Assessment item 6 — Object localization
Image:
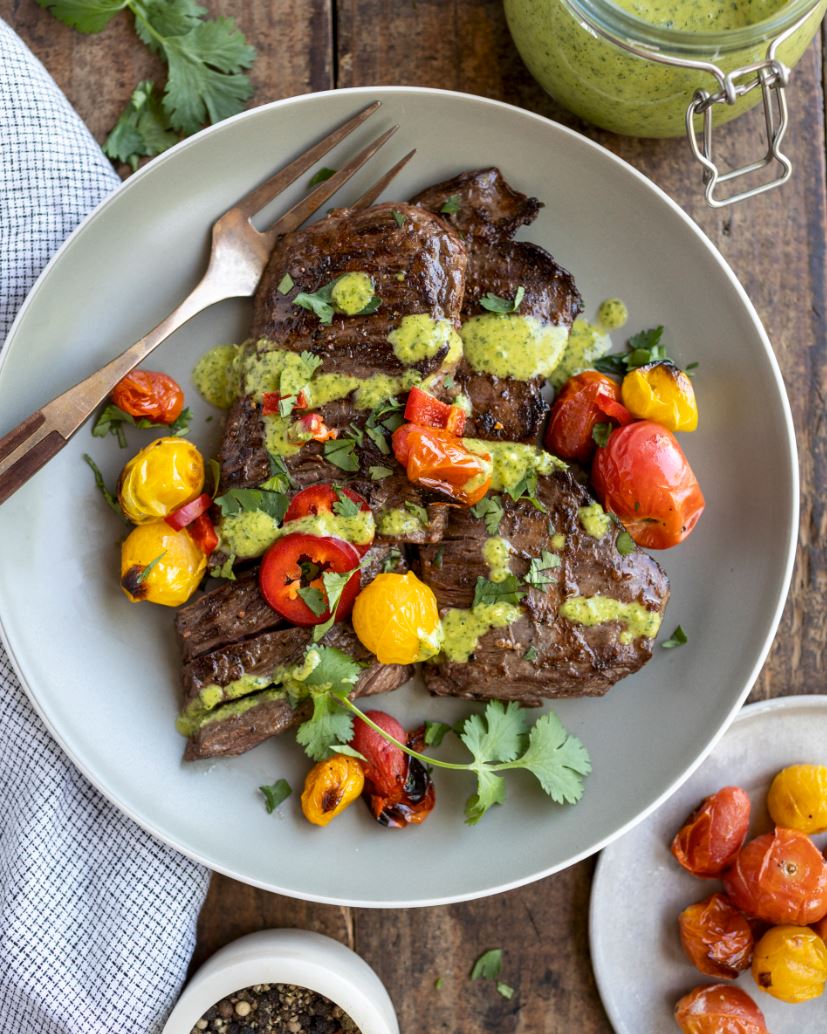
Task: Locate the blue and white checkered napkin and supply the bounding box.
[0,21,210,1034]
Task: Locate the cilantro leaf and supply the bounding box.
[312,568,359,642]
[323,437,359,472]
[432,545,444,569]
[592,422,612,448]
[259,778,291,814]
[497,983,514,1000]
[309,167,336,186]
[594,325,693,378]
[459,700,530,766]
[381,547,403,573]
[465,768,507,825]
[470,948,503,981]
[209,554,236,580]
[36,0,128,34]
[369,465,393,481]
[135,550,166,585]
[616,530,636,556]
[523,645,538,662]
[509,712,592,805]
[507,471,546,512]
[296,693,354,762]
[405,500,429,525]
[424,721,454,747]
[293,279,337,324]
[525,550,561,589]
[392,210,406,227]
[91,400,190,446]
[297,586,326,617]
[214,487,288,521]
[277,273,294,295]
[472,575,526,608]
[479,286,525,314]
[266,451,294,491]
[332,488,360,518]
[83,453,127,520]
[103,79,178,171]
[470,495,504,535]
[303,646,363,697]
[662,625,688,649]
[440,194,461,214]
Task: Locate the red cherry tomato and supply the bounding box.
[350,710,408,797]
[722,827,827,925]
[187,513,218,556]
[164,492,213,531]
[392,423,491,507]
[591,420,705,549]
[111,370,184,425]
[404,387,467,436]
[259,533,361,627]
[284,483,373,557]
[678,893,755,979]
[544,372,631,464]
[672,787,751,878]
[262,390,308,415]
[674,985,768,1034]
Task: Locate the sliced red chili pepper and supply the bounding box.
[595,390,633,425]
[392,423,491,507]
[187,513,218,556]
[290,412,338,443]
[284,483,373,557]
[404,387,466,435]
[259,533,361,626]
[262,390,308,416]
[164,492,213,531]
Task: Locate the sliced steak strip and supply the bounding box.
[418,470,669,705]
[218,395,270,493]
[411,169,583,444]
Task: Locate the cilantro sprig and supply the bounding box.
[594,325,696,378]
[38,1,256,171]
[479,286,525,314]
[92,402,191,448]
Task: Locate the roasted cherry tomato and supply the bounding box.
[621,360,698,432]
[674,985,768,1034]
[767,764,827,835]
[352,572,443,664]
[261,390,308,416]
[111,369,184,425]
[259,533,361,627]
[723,827,827,925]
[404,386,467,436]
[678,893,754,979]
[290,412,337,443]
[544,371,632,464]
[672,786,751,877]
[120,520,206,607]
[164,492,213,531]
[301,754,365,827]
[591,420,705,549]
[283,483,374,557]
[187,513,218,556]
[392,423,492,507]
[752,925,827,1003]
[118,437,205,524]
[350,710,409,797]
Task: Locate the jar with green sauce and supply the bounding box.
[504,0,826,205]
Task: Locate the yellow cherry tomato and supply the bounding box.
[768,764,827,835]
[752,925,827,1003]
[120,520,206,607]
[352,571,443,665]
[118,436,204,524]
[301,755,365,827]
[621,360,698,432]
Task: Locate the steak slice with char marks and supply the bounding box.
[411,169,583,444]
[417,470,669,705]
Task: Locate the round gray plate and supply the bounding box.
[591,696,827,1032]
[0,87,798,906]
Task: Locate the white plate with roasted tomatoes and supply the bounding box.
[590,695,827,1033]
[0,87,797,905]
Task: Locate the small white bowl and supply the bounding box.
[162,929,399,1034]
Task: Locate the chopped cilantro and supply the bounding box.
[525,550,561,588]
[392,210,406,227]
[616,531,635,556]
[592,422,612,448]
[424,721,453,747]
[405,500,429,525]
[497,982,514,1000]
[369,464,394,481]
[277,272,294,295]
[472,575,526,608]
[523,645,538,662]
[214,487,288,521]
[308,166,336,186]
[259,778,291,814]
[440,194,461,214]
[470,495,504,535]
[297,586,326,617]
[434,977,445,991]
[323,437,359,472]
[507,471,546,512]
[312,569,359,642]
[135,550,166,585]
[92,401,191,448]
[332,488,360,518]
[662,625,688,649]
[479,286,525,314]
[381,547,403,573]
[293,279,338,324]
[470,949,503,981]
[433,545,444,569]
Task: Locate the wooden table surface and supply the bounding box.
[3,2,826,1031]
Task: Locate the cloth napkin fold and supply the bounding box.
[0,21,210,1034]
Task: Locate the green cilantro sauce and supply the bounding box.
[437,602,524,664]
[550,299,628,389]
[559,595,662,645]
[482,536,513,582]
[550,533,566,550]
[378,507,427,538]
[460,314,568,381]
[388,314,463,366]
[579,502,612,539]
[331,272,374,315]
[597,298,628,331]
[192,344,244,409]
[504,0,825,138]
[463,439,565,492]
[219,509,375,561]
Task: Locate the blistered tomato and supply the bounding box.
[259,533,361,627]
[752,925,827,1003]
[352,572,443,664]
[300,754,365,827]
[671,786,751,877]
[392,423,492,506]
[111,369,184,425]
[120,520,206,606]
[674,985,768,1034]
[767,764,827,835]
[118,437,204,524]
[723,827,827,925]
[591,420,705,549]
[544,371,631,463]
[621,360,698,432]
[678,893,754,979]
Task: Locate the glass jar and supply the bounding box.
[504,0,826,203]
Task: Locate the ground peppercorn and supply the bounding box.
[191,983,362,1034]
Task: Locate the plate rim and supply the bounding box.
[0,85,800,906]
[588,694,827,1032]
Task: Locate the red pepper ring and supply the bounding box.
[262,390,308,416]
[259,533,361,626]
[187,513,219,556]
[284,483,373,557]
[164,492,213,531]
[595,390,633,426]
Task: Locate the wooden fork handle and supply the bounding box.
[0,412,66,505]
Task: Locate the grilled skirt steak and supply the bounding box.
[418,471,669,706]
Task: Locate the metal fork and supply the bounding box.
[0,101,415,505]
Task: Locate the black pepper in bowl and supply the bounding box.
[191,983,362,1034]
